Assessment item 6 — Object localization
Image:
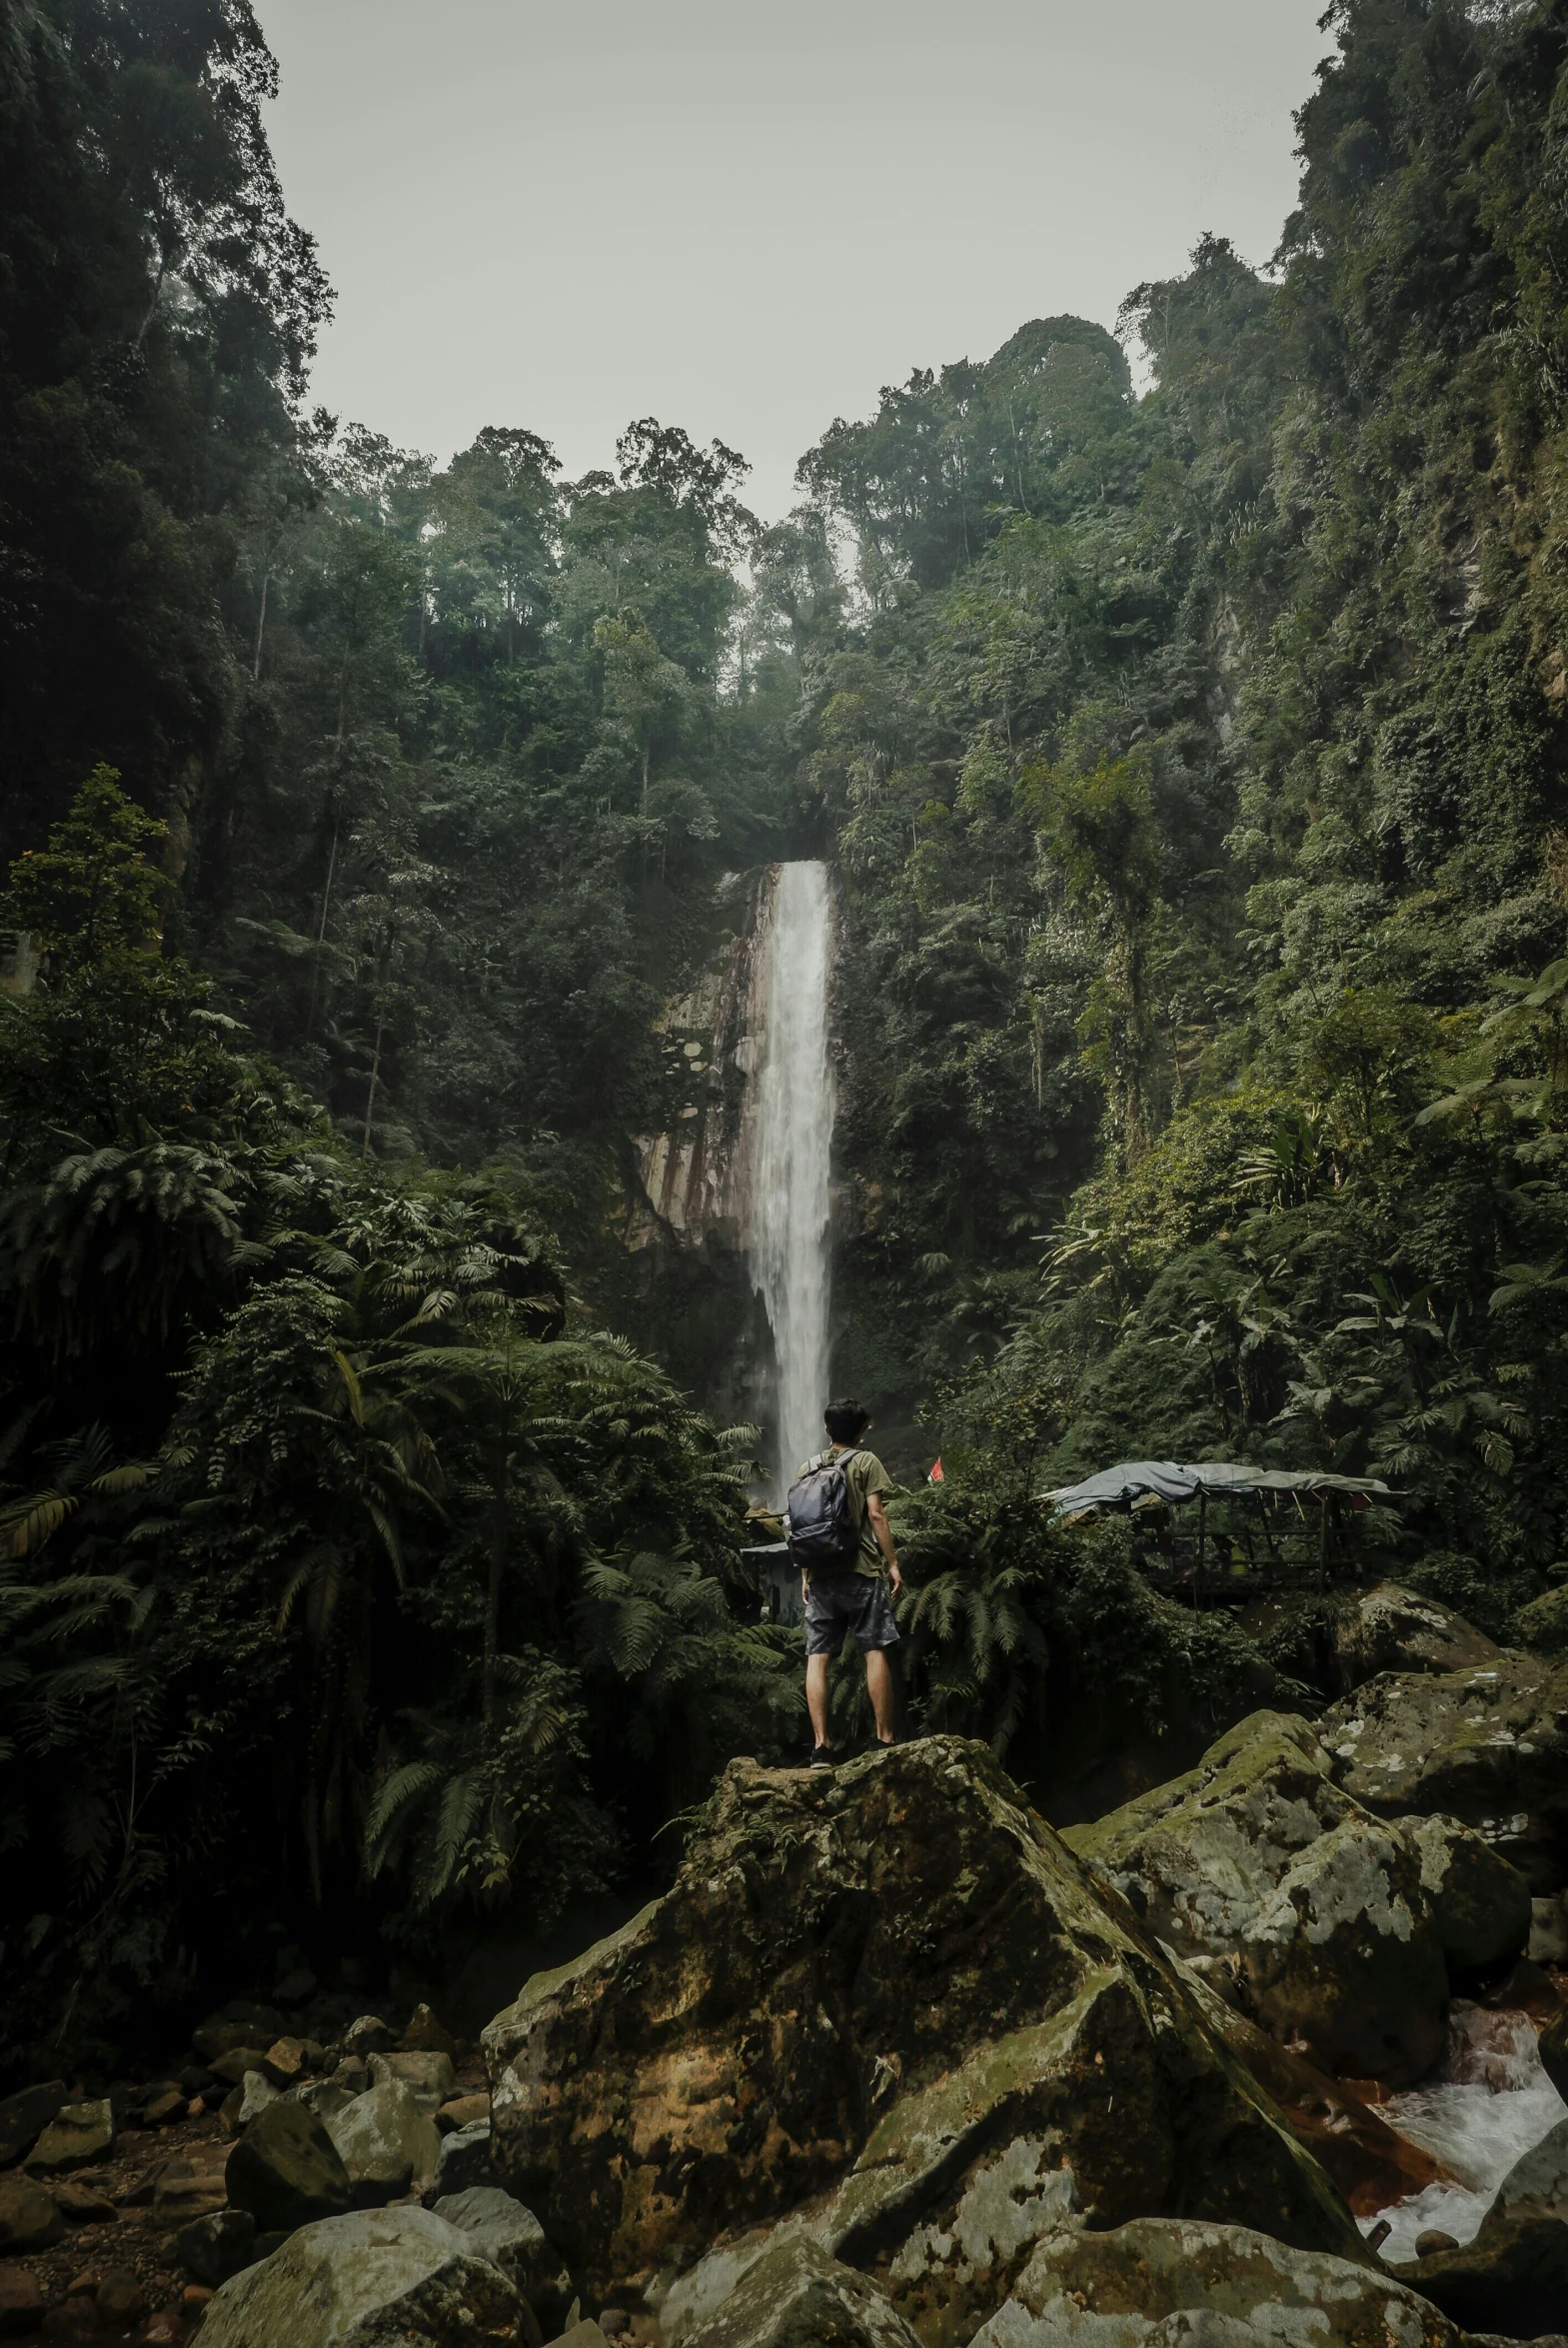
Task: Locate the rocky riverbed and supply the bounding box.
[3,1583,1568,2346]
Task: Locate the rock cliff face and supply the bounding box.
[611,863,844,1439]
[482,1738,1367,2333]
[627,871,770,1261]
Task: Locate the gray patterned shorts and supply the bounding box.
[803,1574,900,1655]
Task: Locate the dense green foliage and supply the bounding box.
[8,0,1568,2077]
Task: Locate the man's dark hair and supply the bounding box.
[823,1396,871,1444]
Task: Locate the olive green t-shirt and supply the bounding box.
[793,1444,890,1586]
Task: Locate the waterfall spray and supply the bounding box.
[751,862,833,1496]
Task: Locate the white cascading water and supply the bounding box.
[750,861,833,1497]
[1361,2002,1567,2263]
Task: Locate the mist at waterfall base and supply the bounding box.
[750,862,833,1499]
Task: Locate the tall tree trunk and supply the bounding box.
[484,1435,507,1728]
[361,1014,386,1157]
[306,821,339,1037]
[252,568,270,681]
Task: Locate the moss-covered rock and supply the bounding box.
[1333,1582,1501,1690]
[484,1738,1368,2312]
[967,2217,1460,2348]
[1515,1585,1568,1659]
[325,2072,442,2205]
[225,2096,354,2231]
[1061,1710,1524,2081]
[1319,1657,1568,1891]
[200,2206,523,2348]
[682,2235,919,2348]
[1402,1809,1535,1975]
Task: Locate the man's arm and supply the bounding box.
[866,1491,902,1596]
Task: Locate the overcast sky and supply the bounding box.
[256,0,1333,521]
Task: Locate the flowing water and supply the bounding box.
[1361,2003,1566,2262]
[750,861,833,1497]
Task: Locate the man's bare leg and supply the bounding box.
[865,1647,897,1743]
[806,1652,832,1747]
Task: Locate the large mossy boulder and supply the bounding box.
[1319,1655,1568,1890]
[484,1738,1368,2322]
[1061,1710,1526,2082]
[200,2206,523,2348]
[966,2217,1460,2348]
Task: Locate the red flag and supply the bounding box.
[928,1457,944,1483]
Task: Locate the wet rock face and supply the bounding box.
[484,1738,1366,2309]
[1319,1656,1568,1891]
[1061,1710,1528,2083]
[966,2217,1461,2348]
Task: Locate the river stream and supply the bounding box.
[1361,2002,1566,2262]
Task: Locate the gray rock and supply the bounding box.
[200,2204,524,2348]
[22,2099,114,2177]
[431,2118,494,2198]
[1062,1711,1472,2083]
[1529,1892,1568,1965]
[1492,2113,1568,2221]
[967,2216,1461,2348]
[0,2082,66,2170]
[372,2049,456,2114]
[293,2076,356,2125]
[1319,1654,1568,1891]
[236,2069,279,2126]
[174,2207,257,2287]
[225,2096,354,2231]
[1395,2207,1568,2337]
[433,2185,570,2321]
[0,2171,64,2252]
[682,2233,918,2348]
[326,2073,442,2205]
[1333,1581,1501,1689]
[343,2015,396,2058]
[1403,1809,1534,1975]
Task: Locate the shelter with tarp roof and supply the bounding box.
[1040,1459,1396,1596]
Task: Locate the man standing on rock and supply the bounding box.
[786,1397,902,1766]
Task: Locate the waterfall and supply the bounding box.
[750,861,833,1497]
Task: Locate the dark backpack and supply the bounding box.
[786,1448,862,1573]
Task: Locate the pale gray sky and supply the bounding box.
[257,1,1332,520]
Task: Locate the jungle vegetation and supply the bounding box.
[4,0,1568,2075]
